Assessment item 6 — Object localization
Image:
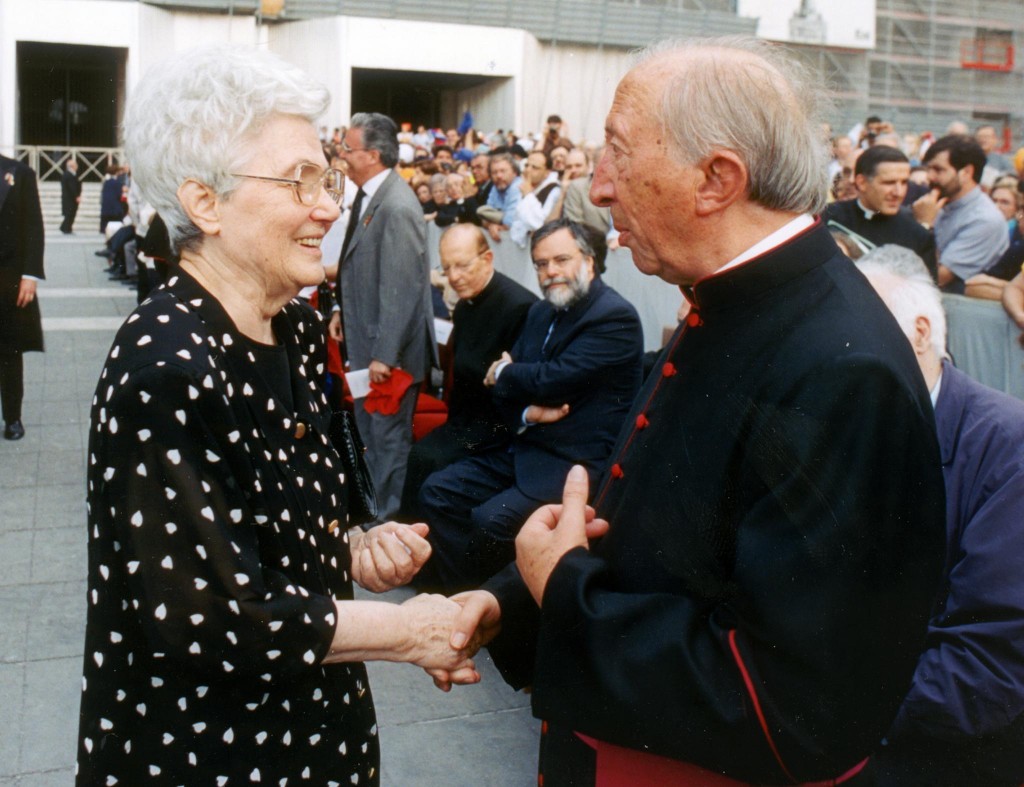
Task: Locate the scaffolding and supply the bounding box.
[138,0,1023,147]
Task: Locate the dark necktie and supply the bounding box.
[339,188,365,266]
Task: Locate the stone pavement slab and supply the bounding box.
[0,234,540,786]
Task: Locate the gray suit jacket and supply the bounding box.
[337,170,436,382]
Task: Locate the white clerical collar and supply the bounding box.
[856,199,878,220]
[716,214,815,275]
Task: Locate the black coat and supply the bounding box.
[0,155,45,353]
[486,221,946,784]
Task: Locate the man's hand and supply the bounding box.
[398,594,481,678]
[328,311,343,342]
[912,188,947,227]
[486,222,505,242]
[425,590,503,692]
[15,278,36,308]
[516,465,609,605]
[484,351,512,387]
[350,522,432,593]
[368,359,392,384]
[524,404,570,424]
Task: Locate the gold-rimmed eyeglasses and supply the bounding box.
[231,163,345,206]
[441,250,487,276]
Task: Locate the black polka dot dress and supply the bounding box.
[76,270,379,785]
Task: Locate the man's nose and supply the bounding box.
[590,152,614,207]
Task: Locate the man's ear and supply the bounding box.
[694,150,747,216]
[177,179,221,237]
[912,314,932,356]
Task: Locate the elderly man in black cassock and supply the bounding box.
[438,37,946,787]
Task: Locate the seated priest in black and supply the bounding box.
[414,219,644,592]
[399,224,537,520]
[824,145,937,278]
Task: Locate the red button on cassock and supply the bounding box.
[662,362,677,378]
[611,463,624,479]
[635,414,649,430]
[686,311,703,327]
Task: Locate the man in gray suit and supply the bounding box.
[328,113,436,521]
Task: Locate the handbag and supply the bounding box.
[329,409,378,527]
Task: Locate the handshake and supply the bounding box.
[340,465,607,691]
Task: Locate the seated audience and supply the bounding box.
[856,246,1024,786]
[413,220,642,592]
[400,225,537,520]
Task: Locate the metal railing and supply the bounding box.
[2,146,125,183]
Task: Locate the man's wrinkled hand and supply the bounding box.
[351,522,431,593]
[912,188,947,226]
[516,465,609,605]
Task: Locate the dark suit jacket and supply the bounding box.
[0,155,45,353]
[492,277,643,501]
[876,361,1024,784]
[337,170,436,382]
[486,221,946,783]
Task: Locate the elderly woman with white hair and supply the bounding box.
[76,46,477,786]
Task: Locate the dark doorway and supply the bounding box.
[351,68,492,129]
[17,42,125,148]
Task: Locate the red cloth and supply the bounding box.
[363,368,415,415]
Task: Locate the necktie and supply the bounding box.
[339,188,365,265]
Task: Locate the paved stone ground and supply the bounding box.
[0,235,538,786]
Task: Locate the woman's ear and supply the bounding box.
[177,179,221,237]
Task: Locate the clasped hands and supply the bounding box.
[425,465,609,691]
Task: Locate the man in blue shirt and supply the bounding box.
[858,245,1024,785]
[913,134,1008,293]
[477,152,521,243]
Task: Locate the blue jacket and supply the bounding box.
[492,276,643,501]
[881,361,1024,781]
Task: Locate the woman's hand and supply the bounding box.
[425,590,502,692]
[398,594,481,678]
[350,522,431,593]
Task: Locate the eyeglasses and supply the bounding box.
[441,251,487,276]
[340,140,371,154]
[231,163,344,206]
[532,253,581,272]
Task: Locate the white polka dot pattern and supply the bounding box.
[76,271,377,785]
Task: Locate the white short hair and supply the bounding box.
[123,45,330,253]
[856,245,947,357]
[636,36,832,215]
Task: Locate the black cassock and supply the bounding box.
[486,221,947,785]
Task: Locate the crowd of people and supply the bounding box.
[0,32,1014,787]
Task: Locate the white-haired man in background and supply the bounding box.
[857,244,1024,785]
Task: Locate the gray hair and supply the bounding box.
[856,245,947,357]
[350,113,399,169]
[122,44,330,254]
[635,36,832,214]
[531,218,607,274]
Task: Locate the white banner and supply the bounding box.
[738,0,876,50]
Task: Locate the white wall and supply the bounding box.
[0,1,627,150]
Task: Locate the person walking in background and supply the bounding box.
[60,157,81,234]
